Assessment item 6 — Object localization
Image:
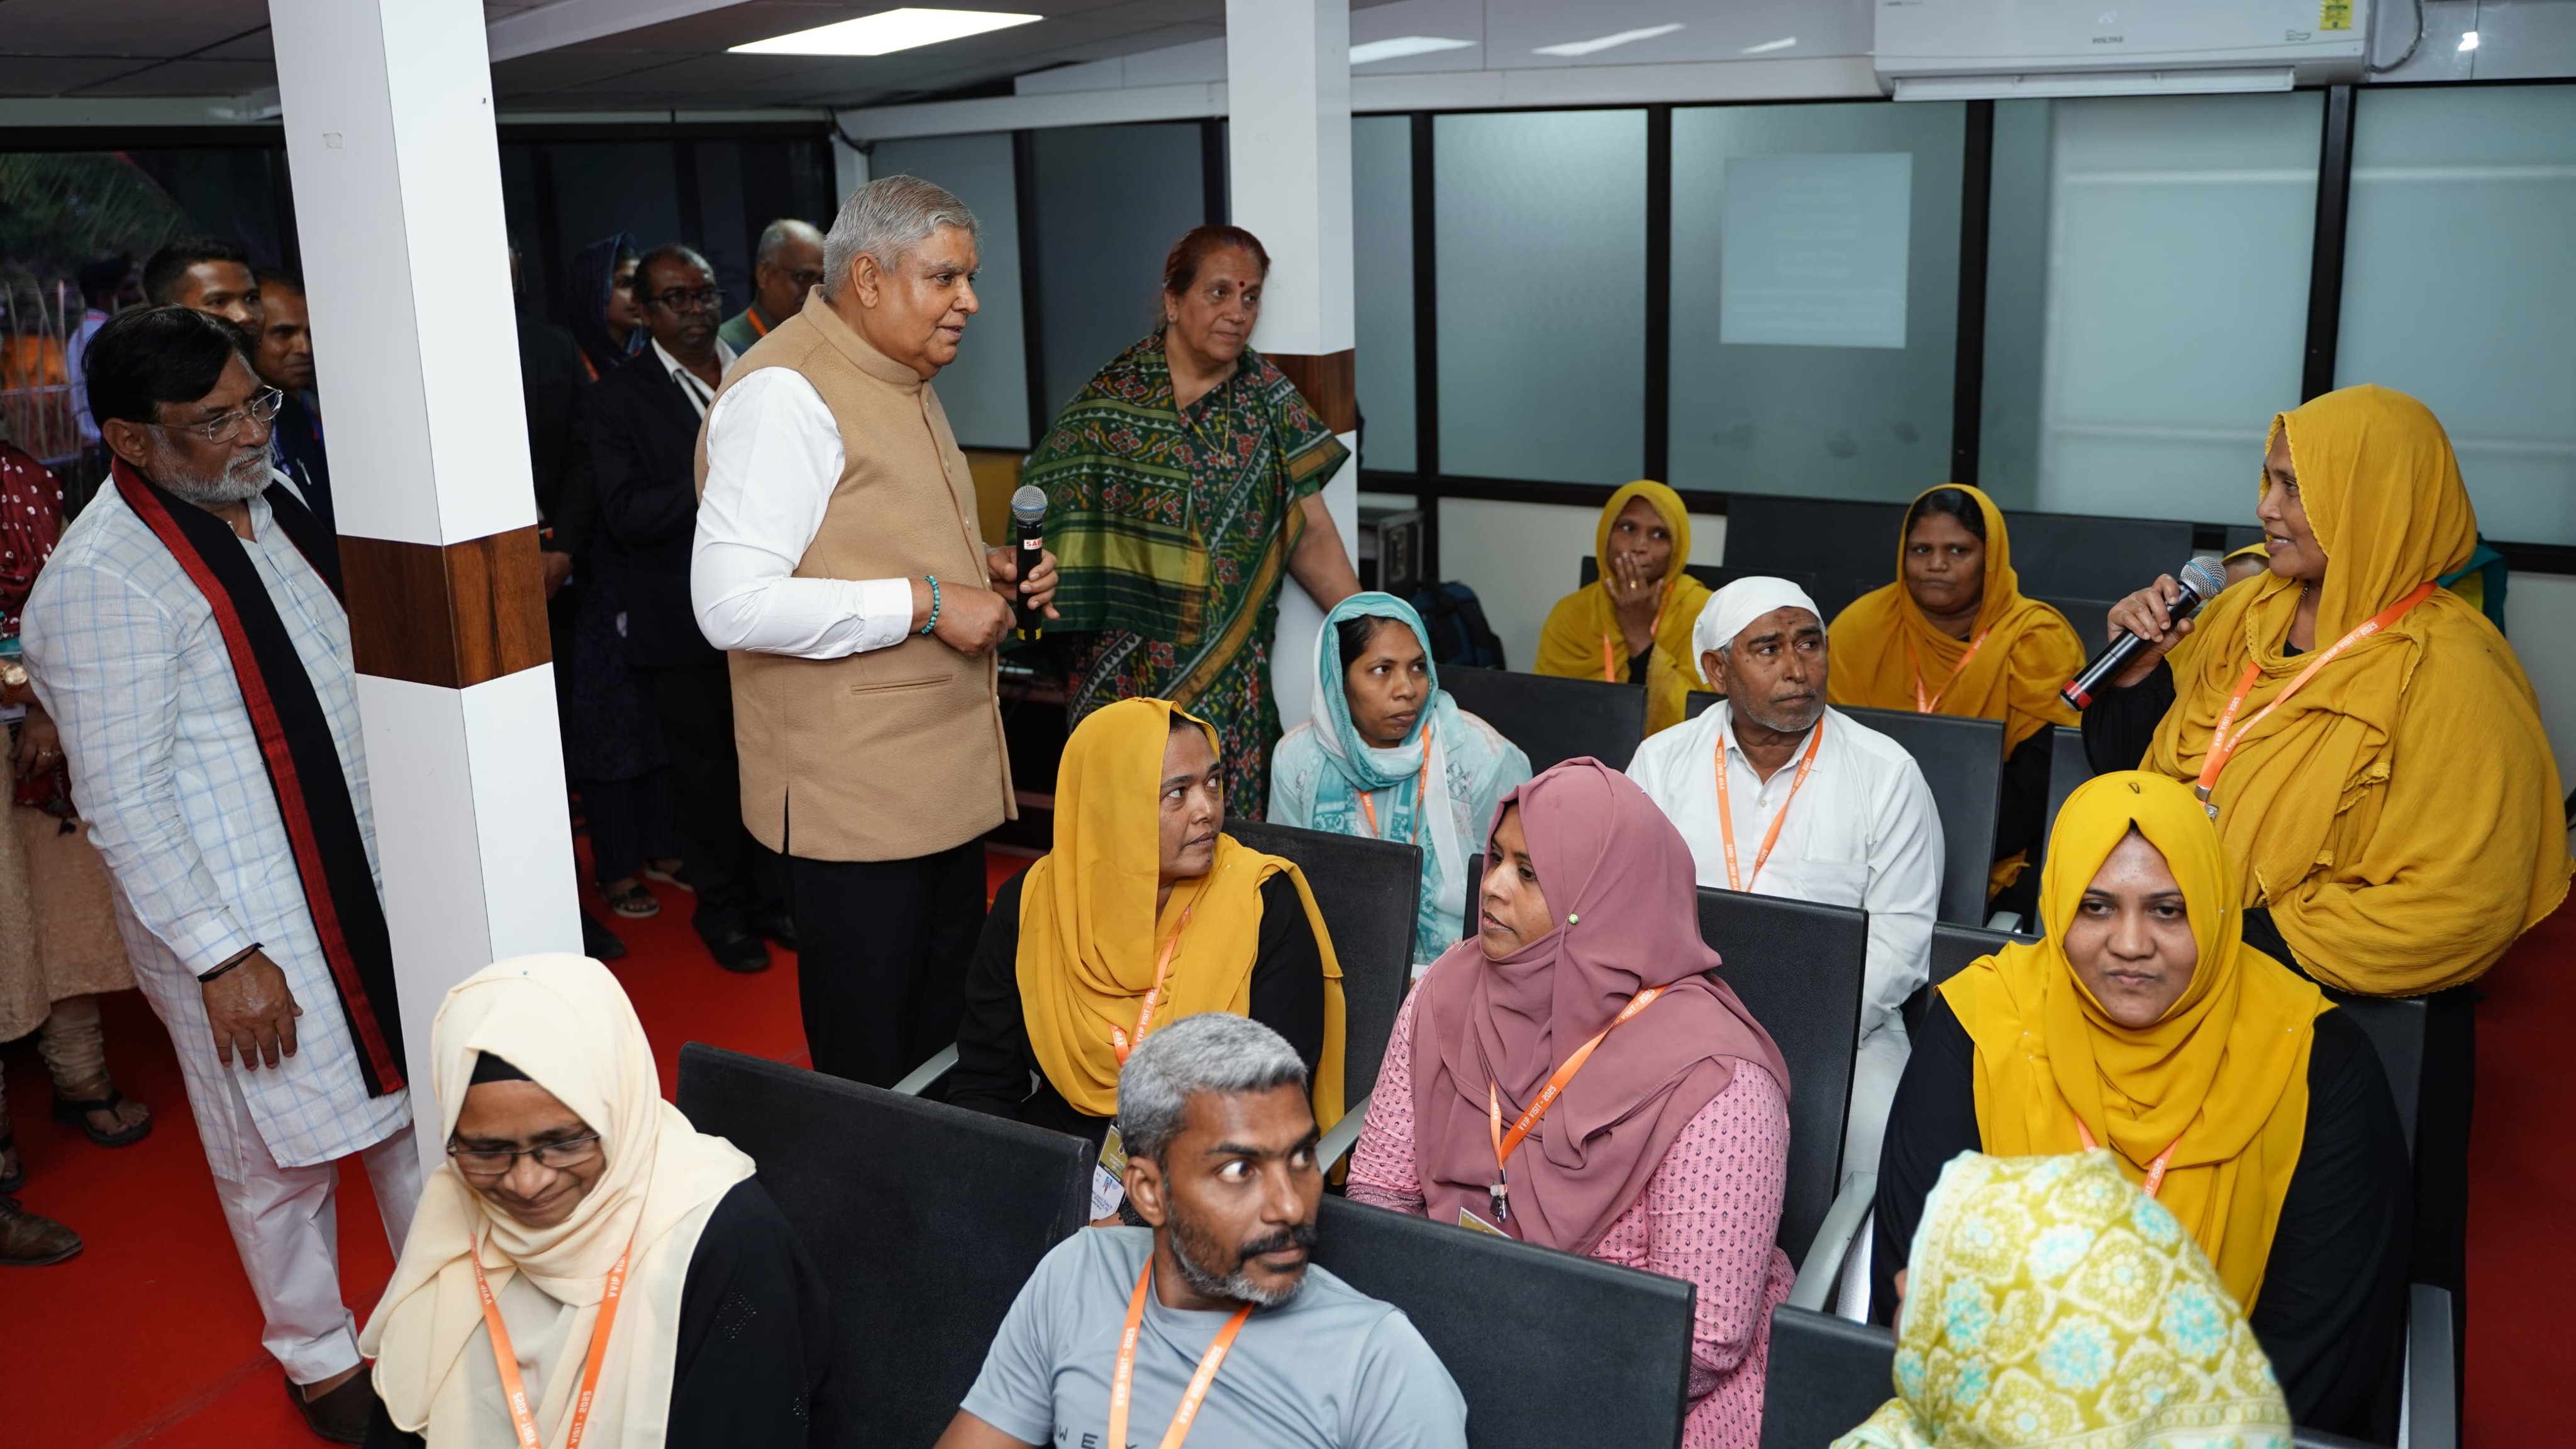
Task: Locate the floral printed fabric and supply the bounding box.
[1836,1151,2292,1449]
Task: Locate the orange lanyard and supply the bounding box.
[1599,581,1672,682]
[744,307,771,339]
[469,1233,634,1449]
[1483,986,1667,1224]
[1108,1257,1252,1449]
[1112,901,1199,1063]
[1711,722,1825,892]
[1355,754,1431,843]
[2194,580,2436,818]
[1907,627,1990,713]
[2072,1116,2184,1200]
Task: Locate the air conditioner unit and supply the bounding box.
[1875,0,2373,100]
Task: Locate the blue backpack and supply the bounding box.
[1411,582,1506,672]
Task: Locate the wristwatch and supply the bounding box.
[0,662,26,692]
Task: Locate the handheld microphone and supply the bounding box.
[1010,484,1047,638]
[2060,555,2229,711]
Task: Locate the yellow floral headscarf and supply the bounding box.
[1835,1151,2293,1449]
[1939,773,2327,1312]
[1534,480,1711,734]
[1017,697,1346,1128]
[2140,384,2568,994]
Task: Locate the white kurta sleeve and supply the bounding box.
[1860,755,1943,1036]
[692,367,916,658]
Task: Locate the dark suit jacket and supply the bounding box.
[517,306,598,559]
[272,389,333,531]
[586,347,720,669]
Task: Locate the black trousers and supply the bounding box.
[640,662,783,932]
[788,840,984,1088]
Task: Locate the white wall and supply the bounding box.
[1436,498,1724,672]
[2504,574,2576,793]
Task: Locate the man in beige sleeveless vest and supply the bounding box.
[692,176,1057,1087]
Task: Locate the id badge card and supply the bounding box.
[1455,1205,1509,1238]
[1091,1124,1129,1220]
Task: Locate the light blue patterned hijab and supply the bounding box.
[1287,593,1527,963]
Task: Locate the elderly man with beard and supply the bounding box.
[20,306,418,1445]
[936,1013,1466,1449]
[1625,577,1942,1183]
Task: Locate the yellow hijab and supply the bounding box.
[2141,385,2569,994]
[1939,772,2327,1312]
[1534,480,1711,735]
[363,955,755,1448]
[1018,697,1346,1128]
[1828,484,2084,755]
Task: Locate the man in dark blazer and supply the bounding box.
[587,245,789,972]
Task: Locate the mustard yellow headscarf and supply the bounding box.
[2141,384,2569,994]
[1940,772,2328,1313]
[1534,480,1711,735]
[1018,697,1346,1128]
[1828,484,2085,756]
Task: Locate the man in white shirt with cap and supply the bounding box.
[1624,576,1941,1179]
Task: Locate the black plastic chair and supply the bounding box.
[675,1043,1090,1449]
[1223,818,1421,1163]
[1906,922,2035,1038]
[1313,1195,1695,1449]
[1718,492,1909,621]
[2035,593,2119,650]
[2005,513,2196,601]
[1841,706,2003,927]
[2043,722,2094,848]
[1440,667,1648,771]
[1686,688,1719,721]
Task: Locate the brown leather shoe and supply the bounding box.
[287,1370,379,1445]
[0,1196,82,1266]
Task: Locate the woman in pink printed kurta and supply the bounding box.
[1348,758,1795,1449]
[1350,991,1794,1448]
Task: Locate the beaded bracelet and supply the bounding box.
[918,574,941,636]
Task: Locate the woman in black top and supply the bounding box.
[945,697,1344,1155]
[1873,773,2407,1438]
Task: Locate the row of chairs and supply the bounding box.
[1576,553,2119,651]
[1438,662,2099,930]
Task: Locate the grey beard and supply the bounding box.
[154,447,272,506]
[1166,1218,1313,1309]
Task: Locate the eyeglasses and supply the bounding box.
[647,287,724,314]
[160,386,285,445]
[447,1133,604,1177]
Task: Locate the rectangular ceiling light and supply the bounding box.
[1533,23,1682,58]
[731,8,1042,57]
[1350,36,1476,65]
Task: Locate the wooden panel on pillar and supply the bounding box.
[341,526,552,689]
[1267,348,1357,435]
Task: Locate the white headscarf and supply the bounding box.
[1691,576,1823,663]
[362,954,753,1448]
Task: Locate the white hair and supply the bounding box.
[821,175,979,299]
[1116,1013,1307,1164]
[755,217,823,267]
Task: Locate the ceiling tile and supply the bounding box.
[69,57,277,96]
[0,0,270,58]
[0,55,159,96]
[195,27,275,61]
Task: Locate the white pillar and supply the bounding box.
[1228,0,1357,733]
[269,0,581,1167]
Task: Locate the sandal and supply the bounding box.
[0,1134,23,1195]
[601,878,660,919]
[52,1088,153,1148]
[640,860,693,893]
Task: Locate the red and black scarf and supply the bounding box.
[113,458,404,1096]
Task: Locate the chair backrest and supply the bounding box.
[1686,688,1718,721]
[2034,594,2118,650]
[1840,706,2004,926]
[1312,1195,1696,1449]
[1223,818,1422,1106]
[2324,990,2426,1157]
[1697,886,1869,1263]
[1578,555,1823,610]
[1928,923,2024,991]
[1718,492,1909,620]
[2043,722,2094,852]
[1440,667,1648,771]
[674,1043,1091,1449]
[2004,513,2195,601]
[1759,1305,1898,1449]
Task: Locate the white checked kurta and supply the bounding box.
[21,480,409,1180]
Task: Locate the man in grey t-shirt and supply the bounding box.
[935,1014,1467,1449]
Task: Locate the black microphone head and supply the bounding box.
[1011,484,1046,526]
[2177,555,2228,602]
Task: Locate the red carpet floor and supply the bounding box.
[3,858,2562,1446]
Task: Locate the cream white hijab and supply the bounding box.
[361,954,753,1447]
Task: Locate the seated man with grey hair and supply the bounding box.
[718,216,825,353]
[692,175,1061,1087]
[935,1013,1467,1449]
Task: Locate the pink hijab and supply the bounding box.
[1410,758,1789,1255]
